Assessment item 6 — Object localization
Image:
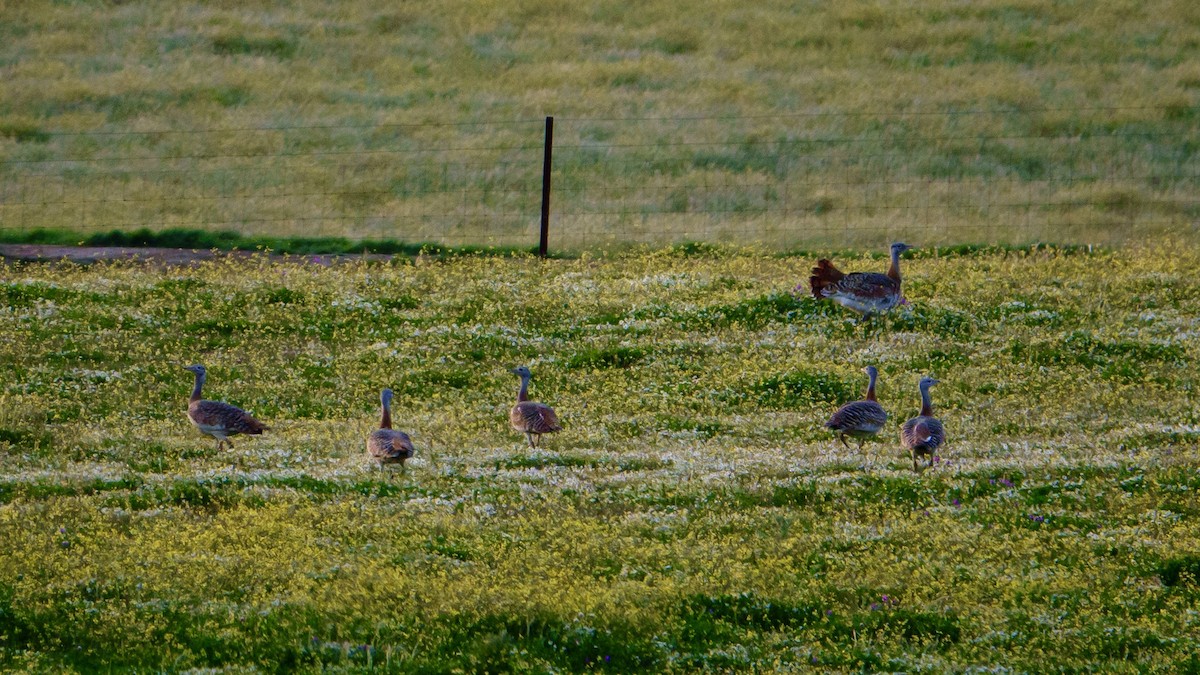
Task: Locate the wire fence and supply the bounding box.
[1,107,1197,252]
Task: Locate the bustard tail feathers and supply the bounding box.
[809,259,844,298]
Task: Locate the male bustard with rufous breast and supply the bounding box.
[808,242,912,316]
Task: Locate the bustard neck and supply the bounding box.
[919,383,934,417]
[380,398,392,430]
[887,248,903,282]
[190,371,205,403]
[517,375,530,402]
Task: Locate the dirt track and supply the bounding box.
[0,244,392,265]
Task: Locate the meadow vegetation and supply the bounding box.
[1,0,1198,249]
[0,244,1198,670]
[2,0,1199,671]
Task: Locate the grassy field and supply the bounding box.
[0,244,1199,671]
[2,0,1198,248]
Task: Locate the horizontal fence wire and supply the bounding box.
[0,108,1197,251]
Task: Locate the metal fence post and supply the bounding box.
[539,116,553,257]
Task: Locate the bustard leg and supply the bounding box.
[525,432,535,448]
[911,451,919,473]
[859,312,886,339]
[838,434,850,451]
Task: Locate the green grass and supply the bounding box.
[1,0,1200,669]
[0,0,1197,250]
[0,226,537,257]
[0,245,1199,670]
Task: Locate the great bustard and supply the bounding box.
[825,366,888,451]
[182,364,267,451]
[901,375,945,472]
[509,366,561,448]
[808,242,912,316]
[367,388,415,476]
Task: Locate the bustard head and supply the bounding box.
[891,242,912,256]
[183,364,207,376]
[510,365,533,379]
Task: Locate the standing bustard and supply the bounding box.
[509,366,561,448]
[808,242,912,316]
[367,388,415,475]
[182,364,267,451]
[825,366,889,451]
[901,376,945,472]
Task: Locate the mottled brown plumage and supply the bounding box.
[509,366,561,448]
[808,242,911,316]
[367,388,415,476]
[901,376,945,472]
[825,366,888,450]
[182,364,267,451]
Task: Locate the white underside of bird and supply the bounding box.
[193,422,231,440]
[851,421,885,435]
[821,289,903,315]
